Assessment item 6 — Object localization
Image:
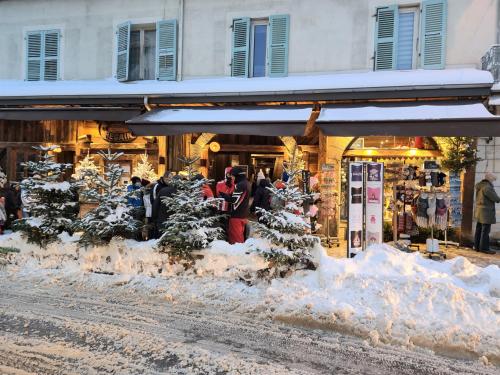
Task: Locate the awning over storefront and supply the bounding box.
[127,106,312,136]
[0,107,141,121]
[316,102,500,136]
[0,69,492,105]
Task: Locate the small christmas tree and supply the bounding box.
[13,145,79,247]
[76,149,140,246]
[133,153,158,182]
[157,156,223,259]
[0,166,6,188]
[72,152,100,192]
[441,137,481,174]
[254,147,318,267]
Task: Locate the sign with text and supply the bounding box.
[348,162,384,257]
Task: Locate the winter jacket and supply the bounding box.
[475,179,500,224]
[152,183,176,228]
[222,175,249,219]
[127,184,143,207]
[216,179,234,212]
[251,179,271,212]
[202,184,214,200]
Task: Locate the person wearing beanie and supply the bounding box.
[220,167,250,244]
[474,172,500,254]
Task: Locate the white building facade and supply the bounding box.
[2,0,500,242]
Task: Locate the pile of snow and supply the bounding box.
[269,244,500,361]
[1,233,499,363]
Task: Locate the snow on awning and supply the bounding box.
[316,102,500,136]
[127,106,312,136]
[0,107,141,121]
[488,95,500,106]
[0,69,492,104]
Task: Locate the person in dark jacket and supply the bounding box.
[220,167,250,244]
[474,172,500,254]
[251,178,272,218]
[151,172,176,238]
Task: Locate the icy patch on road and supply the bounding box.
[1,232,499,364]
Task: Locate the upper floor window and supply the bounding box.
[25,29,61,81]
[231,14,289,78]
[250,20,268,77]
[129,25,156,81]
[116,20,177,82]
[374,0,447,71]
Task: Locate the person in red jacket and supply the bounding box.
[216,167,234,212]
[220,167,250,244]
[193,174,214,200]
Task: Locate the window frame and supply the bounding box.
[129,23,156,81]
[249,18,269,78]
[397,6,419,70]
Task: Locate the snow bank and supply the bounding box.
[1,233,499,363]
[268,244,500,361]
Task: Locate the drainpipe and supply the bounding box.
[177,0,184,81]
[143,96,152,112]
[497,0,500,44]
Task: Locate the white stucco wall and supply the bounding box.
[0,0,497,80]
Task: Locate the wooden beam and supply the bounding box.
[219,144,285,153]
[343,149,441,158]
[299,145,319,153]
[217,144,319,153]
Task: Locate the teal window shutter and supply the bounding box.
[268,14,289,77]
[26,31,42,81]
[374,5,398,70]
[43,30,60,80]
[26,30,60,81]
[420,0,447,69]
[116,21,131,81]
[156,19,177,81]
[231,17,250,77]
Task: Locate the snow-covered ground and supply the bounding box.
[0,232,499,372]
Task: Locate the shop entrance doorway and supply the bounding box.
[206,134,318,184]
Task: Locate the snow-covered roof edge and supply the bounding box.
[317,102,495,122]
[0,69,492,99]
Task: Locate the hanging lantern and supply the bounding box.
[209,141,221,153]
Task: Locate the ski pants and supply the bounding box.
[228,218,247,244]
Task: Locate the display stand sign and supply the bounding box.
[449,172,462,228]
[348,162,384,257]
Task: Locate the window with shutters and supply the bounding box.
[249,19,268,78]
[396,7,418,70]
[374,0,446,71]
[25,30,61,81]
[116,20,176,82]
[231,14,289,78]
[128,24,156,81]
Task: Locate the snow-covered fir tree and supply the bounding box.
[254,147,318,266]
[133,153,158,182]
[76,149,140,246]
[157,156,223,258]
[0,166,6,188]
[13,145,79,247]
[72,152,100,193]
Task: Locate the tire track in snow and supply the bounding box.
[0,278,497,375]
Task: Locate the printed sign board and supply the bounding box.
[348,162,384,257]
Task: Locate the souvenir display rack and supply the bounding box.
[319,163,340,247]
[390,162,458,257]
